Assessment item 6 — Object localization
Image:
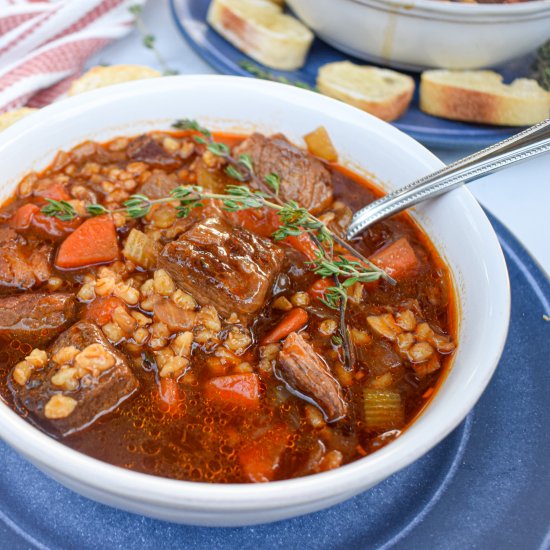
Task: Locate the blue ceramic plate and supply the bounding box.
[1,212,549,549]
[168,0,538,149]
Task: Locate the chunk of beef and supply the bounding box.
[0,227,52,294]
[137,170,180,200]
[0,292,77,346]
[159,217,284,321]
[13,321,137,436]
[277,332,347,422]
[127,135,180,168]
[234,133,333,214]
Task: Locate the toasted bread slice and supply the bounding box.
[420,70,550,126]
[0,108,38,132]
[317,61,415,122]
[207,0,314,70]
[68,65,161,96]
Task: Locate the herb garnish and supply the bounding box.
[42,121,394,370]
[533,39,550,91]
[238,60,318,92]
[129,5,179,76]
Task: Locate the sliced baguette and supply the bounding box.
[420,70,550,126]
[317,61,415,122]
[68,65,161,96]
[207,0,313,70]
[0,108,38,132]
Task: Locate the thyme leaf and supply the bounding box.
[129,4,178,76]
[264,173,280,195]
[533,40,550,91]
[238,60,318,92]
[41,199,77,222]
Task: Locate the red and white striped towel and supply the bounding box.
[0,0,146,113]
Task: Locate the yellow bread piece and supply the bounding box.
[0,108,38,132]
[68,65,161,96]
[317,61,415,122]
[420,70,550,126]
[207,0,313,71]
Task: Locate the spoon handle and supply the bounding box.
[346,118,550,240]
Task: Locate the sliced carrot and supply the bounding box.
[225,207,280,238]
[56,215,118,269]
[369,237,418,280]
[84,296,126,326]
[227,208,319,261]
[239,426,288,483]
[11,204,39,230]
[261,307,308,345]
[34,182,71,202]
[204,373,260,409]
[338,254,380,290]
[283,233,318,261]
[307,278,332,302]
[11,203,80,240]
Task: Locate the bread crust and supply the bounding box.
[68,65,161,97]
[318,82,413,122]
[0,108,38,132]
[420,72,550,126]
[207,0,313,70]
[317,62,415,122]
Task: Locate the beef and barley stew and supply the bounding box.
[0,122,456,483]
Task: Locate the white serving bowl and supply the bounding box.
[287,0,550,70]
[0,75,509,526]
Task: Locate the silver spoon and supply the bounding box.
[346,118,550,240]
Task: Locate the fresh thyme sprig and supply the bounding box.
[173,119,256,184]
[129,5,178,76]
[239,60,318,92]
[43,122,393,370]
[314,256,381,309]
[42,199,78,222]
[533,39,550,91]
[171,120,387,280]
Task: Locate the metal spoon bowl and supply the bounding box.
[346,118,550,240]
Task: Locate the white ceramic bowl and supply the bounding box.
[0,75,510,526]
[287,0,550,70]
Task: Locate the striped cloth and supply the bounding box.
[0,0,145,113]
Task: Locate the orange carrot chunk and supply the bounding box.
[228,208,318,261]
[56,215,118,269]
[34,182,71,202]
[12,203,80,240]
[84,296,126,326]
[283,233,318,261]
[11,204,39,230]
[239,427,288,482]
[205,373,260,409]
[225,207,280,238]
[369,237,418,280]
[307,278,332,302]
[261,307,308,344]
[159,377,181,407]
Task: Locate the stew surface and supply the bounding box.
[0,126,456,483]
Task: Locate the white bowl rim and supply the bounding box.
[350,0,550,15]
[0,75,511,511]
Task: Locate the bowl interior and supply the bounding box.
[0,76,510,510]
